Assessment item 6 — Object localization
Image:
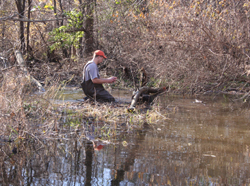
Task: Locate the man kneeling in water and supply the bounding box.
[81,50,117,102]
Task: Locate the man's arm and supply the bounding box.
[92,77,117,84]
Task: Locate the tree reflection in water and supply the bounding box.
[1,96,250,185]
[111,130,147,186]
[85,141,93,186]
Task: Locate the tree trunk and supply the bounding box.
[15,0,26,53]
[85,0,95,55]
[26,0,32,59]
[1,18,5,51]
[78,0,84,59]
[58,0,64,26]
[53,0,60,27]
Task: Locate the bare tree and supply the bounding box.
[84,0,95,55]
[15,0,26,53]
[53,0,60,27]
[26,0,32,58]
[58,0,64,26]
[77,0,85,59]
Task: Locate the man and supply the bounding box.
[81,50,117,102]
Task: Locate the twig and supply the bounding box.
[0,17,67,22]
[236,91,250,100]
[23,131,45,147]
[208,49,224,56]
[243,49,250,59]
[155,111,169,120]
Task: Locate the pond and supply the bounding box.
[1,89,250,185]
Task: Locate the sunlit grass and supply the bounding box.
[0,70,171,143]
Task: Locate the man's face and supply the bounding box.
[97,56,104,64]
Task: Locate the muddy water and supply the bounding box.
[54,88,132,103]
[1,89,250,185]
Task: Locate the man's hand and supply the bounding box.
[108,76,117,83]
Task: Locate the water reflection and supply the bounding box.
[110,130,147,186]
[54,87,132,103]
[1,93,250,185]
[85,141,94,186]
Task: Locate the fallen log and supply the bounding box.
[127,87,167,112]
[15,50,45,92]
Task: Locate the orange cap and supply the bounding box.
[94,50,107,59]
[94,144,104,151]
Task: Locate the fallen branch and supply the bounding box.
[127,87,167,112]
[129,87,148,110]
[0,16,67,22]
[15,50,45,92]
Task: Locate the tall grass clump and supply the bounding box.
[0,68,64,141]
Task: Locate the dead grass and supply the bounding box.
[0,69,170,142]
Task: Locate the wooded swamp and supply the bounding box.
[1,88,250,186]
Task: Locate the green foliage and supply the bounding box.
[115,0,121,5]
[49,9,84,52]
[66,118,81,127]
[147,77,161,87]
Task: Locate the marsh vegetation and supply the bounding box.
[1,0,250,185]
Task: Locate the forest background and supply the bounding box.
[1,0,250,94]
[2,1,250,184]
